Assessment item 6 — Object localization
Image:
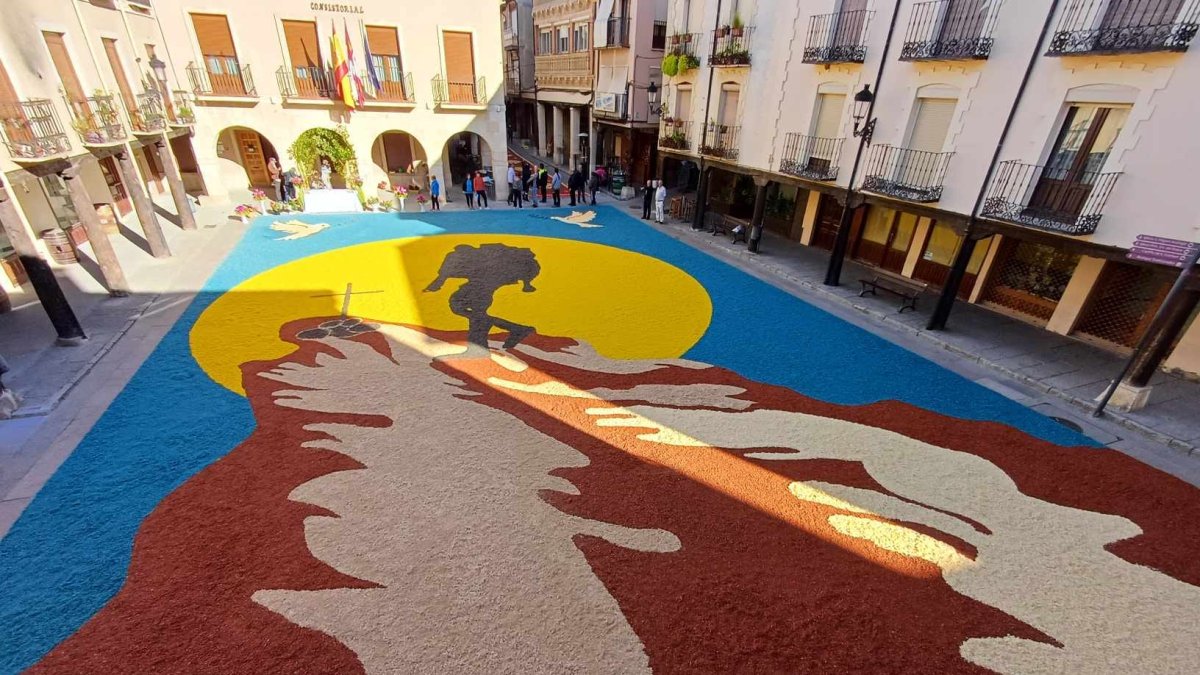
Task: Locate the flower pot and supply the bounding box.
[731,27,744,38]
[240,216,248,224]
[682,34,693,43]
[258,200,268,215]
[398,199,406,212]
[718,26,729,38]
[419,203,427,213]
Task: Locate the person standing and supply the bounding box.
[642,180,655,220]
[463,173,475,209]
[588,170,600,206]
[551,169,562,207]
[319,158,333,189]
[567,169,579,206]
[430,176,441,211]
[521,163,532,204]
[506,163,518,206]
[655,179,668,224]
[537,164,549,203]
[268,158,283,202]
[473,172,488,209]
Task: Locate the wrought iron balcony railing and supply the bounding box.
[277,66,336,100]
[804,10,873,64]
[709,27,753,66]
[594,92,628,120]
[667,32,701,57]
[129,91,167,134]
[0,99,71,160]
[659,120,693,151]
[373,72,415,103]
[188,62,257,97]
[433,75,486,106]
[901,0,1000,61]
[779,133,843,181]
[700,122,740,160]
[67,94,127,146]
[170,91,196,126]
[1047,0,1200,55]
[862,146,954,202]
[981,160,1121,235]
[605,17,631,47]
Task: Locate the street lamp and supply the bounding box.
[578,132,590,172]
[647,81,667,116]
[149,56,168,85]
[851,84,876,145]
[823,83,883,286]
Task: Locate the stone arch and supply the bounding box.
[214,126,281,190]
[440,130,495,199]
[370,131,430,189]
[290,127,358,189]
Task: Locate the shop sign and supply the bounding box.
[595,93,618,113]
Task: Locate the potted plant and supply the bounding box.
[269,200,288,214]
[682,33,693,43]
[394,185,408,211]
[251,188,268,214]
[233,204,257,223]
[662,53,680,77]
[731,13,745,38]
[718,25,730,38]
[681,54,701,71]
[670,34,681,46]
[416,193,428,212]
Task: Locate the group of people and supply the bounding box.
[266,157,300,203]
[641,179,669,224]
[462,171,493,210]
[504,162,602,209]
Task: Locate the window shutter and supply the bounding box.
[367,26,401,57]
[191,14,237,58]
[813,93,845,139]
[43,33,87,105]
[676,88,692,122]
[443,31,475,84]
[718,88,739,127]
[282,20,320,69]
[102,39,138,114]
[0,61,21,103]
[908,98,956,152]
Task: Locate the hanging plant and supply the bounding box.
[662,53,680,78]
[288,125,359,185]
[679,54,701,72]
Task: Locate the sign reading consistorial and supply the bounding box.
[310,2,364,13]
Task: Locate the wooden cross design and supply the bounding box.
[311,283,385,318]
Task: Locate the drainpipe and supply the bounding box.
[926,0,1063,330]
[690,0,724,231]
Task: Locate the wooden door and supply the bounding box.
[98,156,131,215]
[367,26,406,100]
[811,194,844,251]
[102,39,137,118]
[235,130,269,186]
[43,32,89,115]
[1031,105,1127,220]
[442,31,477,103]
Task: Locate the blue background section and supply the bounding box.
[0,206,1092,672]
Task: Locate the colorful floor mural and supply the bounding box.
[2,206,1199,673]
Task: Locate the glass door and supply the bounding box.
[1030,104,1128,221]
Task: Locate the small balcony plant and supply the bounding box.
[711,44,751,66]
[662,53,680,77]
[731,13,745,38]
[679,53,701,72]
[661,130,688,149]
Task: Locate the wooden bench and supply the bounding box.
[708,213,750,244]
[858,270,928,313]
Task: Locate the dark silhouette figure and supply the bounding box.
[424,244,541,349]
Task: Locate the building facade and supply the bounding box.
[1,0,507,335]
[659,0,1200,392]
[504,0,539,143]
[532,0,598,170]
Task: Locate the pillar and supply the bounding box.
[823,191,856,286]
[61,164,129,297]
[1163,304,1200,376]
[1126,288,1200,388]
[552,105,565,164]
[155,137,198,231]
[968,234,1003,303]
[747,177,769,253]
[1046,255,1106,335]
[569,106,582,170]
[115,149,171,258]
[0,186,85,343]
[901,217,933,278]
[536,102,547,158]
[691,167,710,231]
[799,191,821,246]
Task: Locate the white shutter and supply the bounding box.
[719,88,739,127]
[907,98,956,152]
[676,88,692,122]
[813,94,845,139]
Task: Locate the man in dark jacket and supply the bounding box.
[536,163,549,203]
[568,169,582,206]
[642,180,655,219]
[588,171,600,205]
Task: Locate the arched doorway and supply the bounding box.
[215,126,279,189]
[371,131,429,189]
[441,131,494,199]
[289,127,359,189]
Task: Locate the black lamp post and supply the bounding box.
[647,81,667,116]
[851,84,877,145]
[823,83,880,287]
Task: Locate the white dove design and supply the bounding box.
[271,220,330,241]
[549,211,601,228]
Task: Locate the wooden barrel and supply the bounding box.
[41,228,78,265]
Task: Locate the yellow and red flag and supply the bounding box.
[331,20,356,108]
[344,19,366,106]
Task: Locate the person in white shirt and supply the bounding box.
[506,164,518,206]
[654,180,667,224]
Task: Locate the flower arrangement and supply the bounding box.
[416,193,428,212]
[377,180,390,191]
[393,185,409,198]
[365,196,380,211]
[348,177,364,189]
[234,204,258,221]
[269,200,289,214]
[251,188,267,200]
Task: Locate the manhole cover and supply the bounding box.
[1049,416,1083,433]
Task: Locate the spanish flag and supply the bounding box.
[331,20,356,108]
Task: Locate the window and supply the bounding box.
[367,25,407,99]
[441,30,477,103]
[538,29,552,55]
[653,21,667,50]
[811,93,845,139]
[718,84,739,127]
[907,98,957,152]
[282,20,323,96]
[574,23,590,51]
[190,13,245,95]
[675,86,692,121]
[102,39,137,115]
[558,26,570,53]
[42,32,88,108]
[1030,104,1130,219]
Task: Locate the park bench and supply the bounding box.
[708,213,750,244]
[858,269,928,313]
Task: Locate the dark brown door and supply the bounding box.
[811,194,844,251]
[283,20,325,98]
[853,208,913,273]
[43,32,89,116]
[98,156,131,215]
[1102,0,1184,28]
[235,130,269,186]
[191,13,244,95]
[1030,105,1128,221]
[141,145,165,193]
[442,31,477,103]
[833,0,869,48]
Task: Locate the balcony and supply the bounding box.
[1047,0,1200,55]
[804,10,873,64]
[981,160,1121,236]
[0,99,71,161]
[604,17,631,47]
[503,27,520,50]
[667,33,701,58]
[534,53,593,88]
[506,67,521,95]
[861,146,953,202]
[779,133,843,181]
[659,120,693,151]
[594,92,628,120]
[433,75,486,106]
[709,28,753,66]
[373,73,415,103]
[700,122,740,161]
[170,91,196,126]
[277,66,336,100]
[188,62,257,98]
[900,0,999,61]
[129,91,167,135]
[66,95,127,147]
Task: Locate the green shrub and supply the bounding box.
[662,53,680,77]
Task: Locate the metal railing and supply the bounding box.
[505,66,521,95]
[981,160,1122,235]
[594,92,628,120]
[170,90,196,125]
[606,17,631,47]
[432,75,485,105]
[668,33,701,57]
[700,122,740,160]
[503,27,520,49]
[188,62,256,97]
[0,99,71,160]
[861,146,954,202]
[804,10,873,63]
[374,72,415,103]
[129,90,167,134]
[901,0,1000,61]
[779,133,843,181]
[710,27,754,66]
[66,94,127,146]
[659,120,693,151]
[277,66,336,100]
[1047,0,1200,54]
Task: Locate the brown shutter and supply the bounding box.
[191,14,237,57]
[367,26,401,57]
[442,31,475,84]
[0,62,19,103]
[282,20,320,69]
[43,32,87,105]
[103,39,137,114]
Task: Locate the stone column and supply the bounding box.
[155,137,197,231]
[61,164,129,297]
[569,106,582,170]
[115,149,171,258]
[552,105,565,164]
[0,187,85,343]
[691,167,710,231]
[536,102,547,158]
[1046,256,1106,335]
[747,176,769,253]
